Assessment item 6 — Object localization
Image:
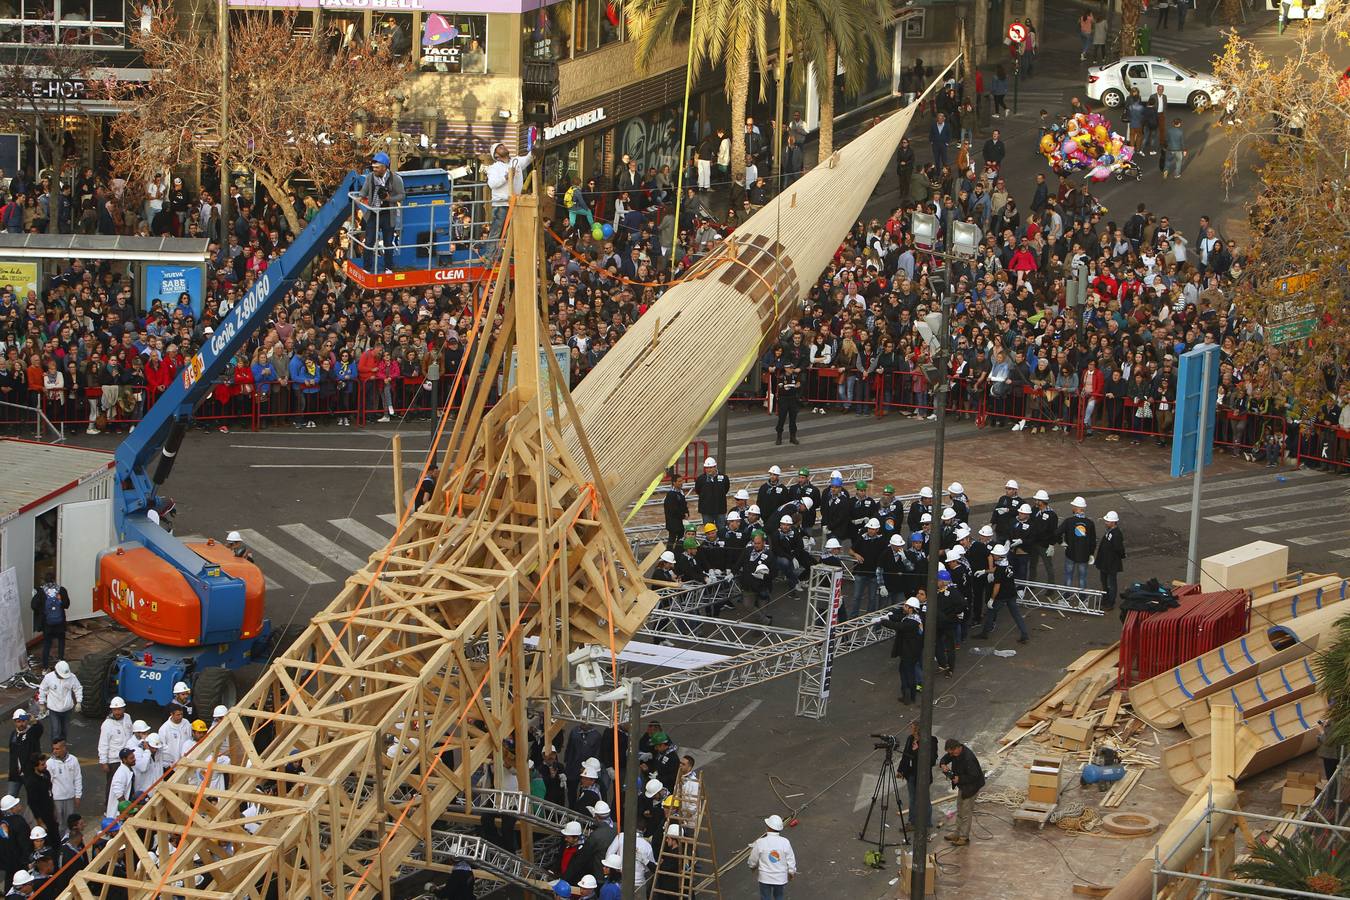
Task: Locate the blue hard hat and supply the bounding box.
[830,477,843,486]
[938,567,952,582]
[910,531,924,542]
[552,880,572,898]
[372,152,391,166]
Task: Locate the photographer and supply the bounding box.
[938,739,985,847]
[898,721,937,830]
[358,152,405,273]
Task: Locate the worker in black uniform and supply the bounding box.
[947,481,970,524]
[906,487,934,533]
[816,537,847,570]
[876,597,924,703]
[1095,510,1126,611]
[821,477,853,544]
[773,363,802,445]
[663,473,689,550]
[851,482,880,543]
[965,526,992,631]
[757,466,790,523]
[879,534,909,600]
[934,564,966,676]
[879,485,904,527]
[976,544,1029,643]
[692,457,729,529]
[722,510,750,561]
[414,463,440,510]
[790,468,821,531]
[738,532,775,607]
[1030,489,1059,584]
[651,551,679,584]
[990,478,1021,542]
[1008,503,1035,582]
[696,523,726,573]
[849,518,888,618]
[30,576,70,671]
[938,507,959,552]
[1058,496,1097,590]
[674,537,705,583]
[899,721,938,829]
[770,515,810,590]
[224,530,254,562]
[900,531,927,598]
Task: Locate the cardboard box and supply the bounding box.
[1049,717,1093,751]
[898,850,936,897]
[1200,541,1289,593]
[1027,754,1065,806]
[1281,770,1320,809]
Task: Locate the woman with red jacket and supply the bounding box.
[144,350,173,404]
[1079,357,1105,436]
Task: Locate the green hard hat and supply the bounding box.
[884,485,895,494]
[652,731,670,745]
[684,521,698,532]
[751,529,766,539]
[683,537,698,549]
[798,467,810,476]
[856,480,868,490]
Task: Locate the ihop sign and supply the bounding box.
[544,107,606,142]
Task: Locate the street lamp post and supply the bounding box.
[907,211,981,900]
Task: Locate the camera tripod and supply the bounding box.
[858,740,910,852]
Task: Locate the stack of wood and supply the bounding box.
[997,641,1161,815]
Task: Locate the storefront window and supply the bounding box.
[523,2,569,61]
[616,103,682,176]
[321,9,364,51]
[420,13,487,74]
[0,0,126,46]
[373,12,413,60]
[573,0,621,55]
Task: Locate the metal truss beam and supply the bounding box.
[1015,579,1107,616]
[444,788,576,833]
[639,608,800,651]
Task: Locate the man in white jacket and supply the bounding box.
[47,737,82,829]
[106,747,136,818]
[158,704,193,768]
[37,660,81,743]
[484,141,535,257]
[97,697,133,792]
[748,814,796,899]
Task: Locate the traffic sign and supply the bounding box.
[1008,22,1027,42]
[1172,344,1219,480]
[1267,317,1316,345]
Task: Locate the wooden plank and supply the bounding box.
[1072,884,1112,897]
[1074,674,1111,718]
[1102,691,1124,728]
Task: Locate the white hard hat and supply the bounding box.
[1005,479,1019,490]
[226,530,242,543]
[780,515,794,525]
[659,551,676,564]
[213,705,229,718]
[993,544,1009,557]
[919,486,934,499]
[1018,504,1032,515]
[0,796,18,811]
[54,660,71,677]
[830,470,843,480]
[748,504,761,515]
[132,719,150,733]
[948,481,964,495]
[764,814,785,832]
[920,513,932,524]
[904,597,921,609]
[1104,511,1120,523]
[578,876,599,890]
[109,696,127,709]
[29,826,46,840]
[824,538,842,550]
[979,525,994,538]
[945,547,964,562]
[735,489,750,500]
[866,518,881,530]
[147,733,164,749]
[589,800,611,817]
[755,563,771,576]
[801,496,814,509]
[562,821,584,837]
[581,764,601,779]
[1072,496,1087,508]
[703,457,716,468]
[11,871,32,887]
[889,534,904,547]
[602,854,624,871]
[1033,489,1050,502]
[727,510,742,521]
[941,507,956,521]
[146,509,160,525]
[666,823,683,837]
[955,525,971,540]
[173,681,190,694]
[644,779,665,798]
[768,465,781,476]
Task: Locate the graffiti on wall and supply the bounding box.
[617,105,683,175]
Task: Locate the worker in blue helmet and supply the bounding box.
[358,150,405,273]
[551,879,572,898]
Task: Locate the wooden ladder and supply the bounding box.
[649,773,723,900]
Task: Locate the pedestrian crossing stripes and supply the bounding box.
[329,517,390,551]
[279,523,368,573]
[1159,479,1335,513]
[1122,469,1319,503]
[236,528,334,586]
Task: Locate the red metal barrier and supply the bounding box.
[1297,421,1350,471]
[677,441,709,479]
[1118,587,1250,688]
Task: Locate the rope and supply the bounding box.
[1051,802,1102,833]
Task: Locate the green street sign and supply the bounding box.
[1267,317,1316,344]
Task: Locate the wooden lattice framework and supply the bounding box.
[66,194,658,899]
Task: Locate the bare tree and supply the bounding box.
[112,4,405,235]
[0,27,96,234]
[1212,10,1349,416]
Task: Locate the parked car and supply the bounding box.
[1086,56,1225,111]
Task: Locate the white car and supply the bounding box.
[1087,56,1224,111]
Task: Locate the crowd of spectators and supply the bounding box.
[0,119,1345,471]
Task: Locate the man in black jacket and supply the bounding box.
[898,721,937,829]
[7,711,42,798]
[877,597,924,703]
[939,739,985,846]
[1095,510,1126,610]
[663,473,689,549]
[692,458,729,529]
[30,577,70,670]
[1058,496,1097,589]
[934,563,966,676]
[821,477,853,543]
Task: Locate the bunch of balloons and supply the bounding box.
[591,222,615,241]
[1038,112,1137,182]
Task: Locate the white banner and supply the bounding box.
[0,568,27,682]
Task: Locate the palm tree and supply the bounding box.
[787,0,891,160]
[1233,831,1350,897]
[1119,0,1143,56]
[1314,612,1350,748]
[628,0,772,189]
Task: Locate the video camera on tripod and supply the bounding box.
[872,733,899,751]
[859,733,909,852]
